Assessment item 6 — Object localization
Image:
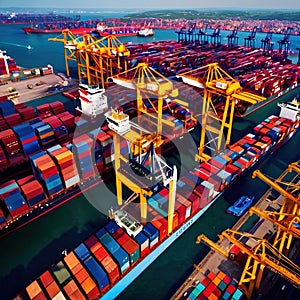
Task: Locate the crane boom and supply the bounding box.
[252,170,299,202]
[249,207,300,239]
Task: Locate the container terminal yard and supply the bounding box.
[171,161,300,300]
[0,7,299,300]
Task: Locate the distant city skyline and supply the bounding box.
[0,0,300,10]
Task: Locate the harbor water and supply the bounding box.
[0,20,299,300]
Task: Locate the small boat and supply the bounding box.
[226,194,254,216]
[137,28,154,37]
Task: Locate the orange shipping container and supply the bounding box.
[64,252,80,270]
[63,280,85,300]
[45,281,60,298]
[26,280,43,299]
[74,268,89,284]
[81,277,99,297]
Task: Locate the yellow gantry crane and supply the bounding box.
[177,63,266,162]
[48,30,82,77]
[109,62,188,136]
[196,229,300,299]
[252,168,300,254]
[107,109,177,235]
[49,30,130,88]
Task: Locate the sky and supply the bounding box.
[0,0,300,10]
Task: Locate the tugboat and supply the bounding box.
[226,194,254,217]
[105,106,131,134]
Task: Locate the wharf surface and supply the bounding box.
[0,73,77,103]
[171,168,290,300]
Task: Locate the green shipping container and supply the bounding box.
[51,261,72,286]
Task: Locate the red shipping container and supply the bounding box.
[223,275,232,285]
[93,246,109,262]
[85,235,100,250]
[10,203,29,218]
[207,271,216,281]
[105,260,120,284]
[201,276,211,287]
[201,162,219,175]
[193,167,210,181]
[226,283,236,294]
[113,229,130,245]
[188,192,200,215]
[17,175,35,186]
[175,202,185,226]
[39,270,54,288]
[151,218,167,241]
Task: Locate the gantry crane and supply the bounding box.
[252,168,300,254]
[244,26,257,48]
[49,30,130,88]
[109,62,193,136]
[177,63,266,162]
[48,30,82,77]
[196,229,300,299]
[278,27,293,53]
[105,108,177,235]
[249,207,300,239]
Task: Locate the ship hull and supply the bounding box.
[22,27,94,34]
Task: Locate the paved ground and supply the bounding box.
[0,73,78,104]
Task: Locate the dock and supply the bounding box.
[171,165,298,300]
[0,73,78,103]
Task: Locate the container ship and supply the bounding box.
[12,93,300,299]
[94,24,141,37]
[22,27,96,35]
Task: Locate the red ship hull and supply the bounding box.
[22,27,94,35]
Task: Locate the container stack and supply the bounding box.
[37,104,52,119]
[43,115,69,143]
[35,123,56,148]
[63,251,101,299]
[74,242,110,295]
[57,111,75,133]
[50,101,65,114]
[105,220,140,265]
[47,145,80,188]
[15,105,36,121]
[0,129,23,164]
[30,152,64,197]
[84,235,120,285]
[87,128,105,174]
[17,175,46,207]
[0,180,28,218]
[39,270,64,300]
[72,134,96,181]
[13,123,40,155]
[96,228,130,274]
[51,260,86,300]
[96,130,114,167]
[184,270,244,300]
